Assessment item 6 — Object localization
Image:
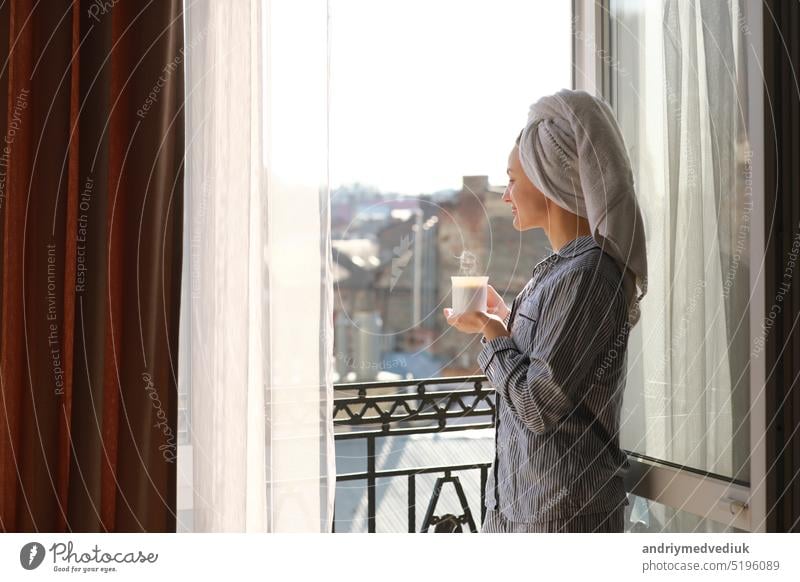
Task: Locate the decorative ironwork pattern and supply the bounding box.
[333,375,496,533]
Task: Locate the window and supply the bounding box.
[595,0,763,531]
[329,0,573,533]
[330,0,572,383]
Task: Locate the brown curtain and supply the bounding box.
[0,0,184,532]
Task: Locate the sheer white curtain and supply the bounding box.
[177,0,335,532]
[656,0,750,478]
[612,0,752,530]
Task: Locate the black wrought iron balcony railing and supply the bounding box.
[332,375,496,533]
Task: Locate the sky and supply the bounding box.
[329,0,572,195]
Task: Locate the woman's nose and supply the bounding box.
[502,187,512,202]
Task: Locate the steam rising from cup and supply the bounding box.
[457,250,478,276]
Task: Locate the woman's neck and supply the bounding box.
[544,214,592,252]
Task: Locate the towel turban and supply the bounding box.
[518,89,648,327]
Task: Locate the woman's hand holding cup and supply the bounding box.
[444,282,511,341]
[486,284,510,321]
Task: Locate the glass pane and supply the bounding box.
[609,0,752,481]
[625,493,747,533]
[329,0,572,383]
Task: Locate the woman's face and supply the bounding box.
[503,145,549,230]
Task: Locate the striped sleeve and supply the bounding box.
[477,267,624,434]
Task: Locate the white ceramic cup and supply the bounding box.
[451,276,489,314]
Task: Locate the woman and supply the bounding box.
[444,89,648,533]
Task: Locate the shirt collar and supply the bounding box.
[554,234,599,258]
[532,234,599,274]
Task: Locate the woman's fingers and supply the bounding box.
[486,285,500,309]
[486,284,509,318]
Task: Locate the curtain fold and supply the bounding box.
[659,0,737,477]
[179,0,335,533]
[0,0,184,532]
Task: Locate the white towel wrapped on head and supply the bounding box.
[518,88,648,327]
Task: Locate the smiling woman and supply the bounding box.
[445,89,645,532]
[502,130,559,236]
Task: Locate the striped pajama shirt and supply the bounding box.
[477,235,631,533]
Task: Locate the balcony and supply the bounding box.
[330,373,758,534]
[332,375,496,533]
